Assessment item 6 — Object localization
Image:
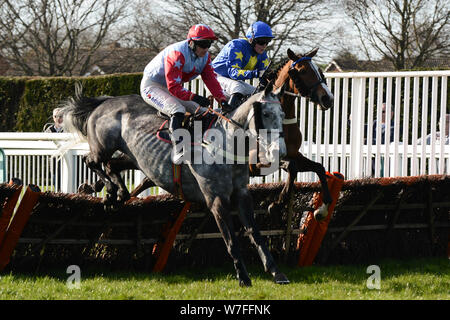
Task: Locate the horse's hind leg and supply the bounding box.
[268,160,297,215]
[105,155,156,200]
[104,158,135,203]
[209,195,252,287]
[235,188,289,284]
[130,177,155,197]
[78,178,105,194]
[83,152,118,206]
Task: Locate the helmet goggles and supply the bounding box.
[194,39,213,49]
[254,37,272,46]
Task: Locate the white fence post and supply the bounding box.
[349,77,365,179]
[61,149,74,193]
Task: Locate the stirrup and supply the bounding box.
[171,144,184,165]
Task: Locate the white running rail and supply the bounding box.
[0,70,448,194]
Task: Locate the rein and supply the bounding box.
[207,98,282,132]
[202,98,284,161]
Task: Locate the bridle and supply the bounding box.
[287,56,327,102]
[208,98,283,137]
[202,97,285,161]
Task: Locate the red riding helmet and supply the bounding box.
[187,24,218,41]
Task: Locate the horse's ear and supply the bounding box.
[287,48,299,61]
[264,80,274,96]
[306,47,319,58]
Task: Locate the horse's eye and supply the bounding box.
[297,66,307,74]
[263,112,270,118]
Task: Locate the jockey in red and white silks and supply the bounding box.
[140,24,230,164]
[140,24,227,116]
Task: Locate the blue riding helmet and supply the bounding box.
[245,21,274,40]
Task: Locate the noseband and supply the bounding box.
[289,57,326,102]
[245,99,284,138]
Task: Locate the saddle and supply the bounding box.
[156,109,218,146]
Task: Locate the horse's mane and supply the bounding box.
[274,58,290,76]
[60,83,112,137]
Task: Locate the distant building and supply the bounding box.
[81,43,156,76]
[0,43,157,77]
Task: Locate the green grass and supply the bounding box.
[0,257,448,300]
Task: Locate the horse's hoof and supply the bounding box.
[314,204,329,221]
[239,278,252,287]
[104,202,120,212]
[274,272,290,285]
[78,183,94,194]
[268,202,282,216]
[117,191,130,203]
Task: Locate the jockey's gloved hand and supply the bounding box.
[253,69,266,79]
[192,94,211,108]
[220,101,233,113]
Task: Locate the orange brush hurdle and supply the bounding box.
[297,172,344,266]
[0,180,23,246]
[0,184,41,271]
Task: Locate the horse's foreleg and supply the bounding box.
[295,153,332,221]
[209,196,251,287]
[235,189,289,284]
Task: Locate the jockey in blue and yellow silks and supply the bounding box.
[212,21,274,109]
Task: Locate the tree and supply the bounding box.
[128,0,333,63]
[0,0,129,76]
[343,0,450,70]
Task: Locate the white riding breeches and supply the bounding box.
[140,80,202,116]
[216,75,256,98]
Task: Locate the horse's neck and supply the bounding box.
[277,64,297,118]
[230,99,254,129]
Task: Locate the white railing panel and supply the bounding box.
[0,70,448,192]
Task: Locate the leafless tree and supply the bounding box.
[123,0,183,55]
[128,0,333,63]
[0,0,129,76]
[343,0,450,69]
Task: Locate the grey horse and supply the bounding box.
[61,83,289,286]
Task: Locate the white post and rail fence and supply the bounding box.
[0,70,448,195]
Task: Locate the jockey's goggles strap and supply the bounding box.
[290,57,312,68]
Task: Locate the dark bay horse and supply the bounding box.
[265,48,334,220]
[61,83,289,286]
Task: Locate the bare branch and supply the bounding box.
[0,0,129,76]
[343,0,449,70]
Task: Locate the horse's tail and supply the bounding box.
[60,83,112,139]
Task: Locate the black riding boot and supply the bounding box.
[228,93,245,110]
[169,112,185,164]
